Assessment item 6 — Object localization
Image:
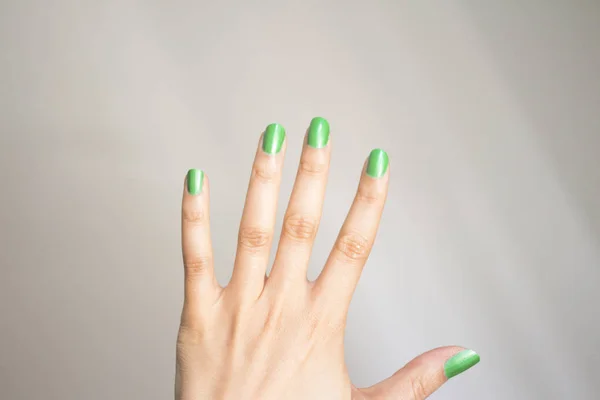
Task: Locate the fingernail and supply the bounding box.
[187,169,204,195]
[307,117,330,148]
[366,149,389,178]
[263,123,286,154]
[444,349,480,379]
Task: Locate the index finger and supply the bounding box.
[313,149,389,313]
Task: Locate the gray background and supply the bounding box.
[1,1,599,399]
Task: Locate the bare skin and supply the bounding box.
[175,121,479,400]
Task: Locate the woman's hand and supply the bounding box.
[175,118,480,400]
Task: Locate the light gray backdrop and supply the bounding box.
[1,1,599,399]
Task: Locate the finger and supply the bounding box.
[314,149,389,309]
[181,169,219,311]
[230,123,286,298]
[360,347,481,399]
[269,117,331,285]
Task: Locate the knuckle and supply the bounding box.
[304,310,321,338]
[252,161,277,183]
[283,214,317,242]
[410,375,430,400]
[183,255,212,276]
[238,227,271,252]
[308,292,346,337]
[299,158,327,176]
[355,187,381,205]
[177,324,206,347]
[182,208,207,225]
[335,232,370,262]
[324,313,346,337]
[230,307,249,338]
[264,306,284,334]
[301,310,337,345]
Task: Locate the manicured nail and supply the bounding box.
[307,117,330,148]
[366,149,389,178]
[186,169,204,195]
[444,349,480,379]
[263,123,286,154]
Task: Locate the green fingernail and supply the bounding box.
[263,123,286,154]
[366,149,389,178]
[444,349,480,379]
[307,117,330,148]
[187,169,204,195]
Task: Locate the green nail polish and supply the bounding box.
[307,117,330,148]
[187,169,204,195]
[444,349,480,379]
[263,123,286,154]
[366,149,389,178]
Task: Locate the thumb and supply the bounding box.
[359,346,480,400]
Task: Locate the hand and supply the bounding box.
[175,118,480,399]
